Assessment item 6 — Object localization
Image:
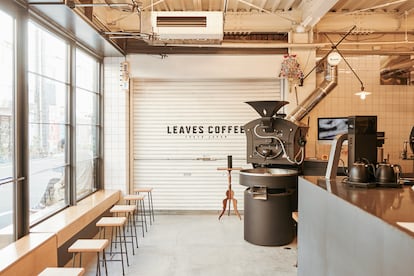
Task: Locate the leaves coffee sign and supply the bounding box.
[167,125,245,139]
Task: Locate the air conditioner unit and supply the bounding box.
[144,11,223,45]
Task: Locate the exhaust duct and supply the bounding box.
[287,63,338,123]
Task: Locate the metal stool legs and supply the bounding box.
[134,188,155,225]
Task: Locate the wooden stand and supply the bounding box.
[217,167,242,220]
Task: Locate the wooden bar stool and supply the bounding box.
[134,187,155,224]
[110,205,139,254]
[124,194,147,236]
[96,217,128,275]
[68,239,109,276]
[38,267,85,276]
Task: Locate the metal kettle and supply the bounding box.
[348,160,375,183]
[375,162,402,184]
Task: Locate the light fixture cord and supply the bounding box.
[336,50,365,90]
[302,25,357,81]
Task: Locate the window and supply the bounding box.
[0,1,103,235]
[75,49,100,199]
[0,9,15,249]
[28,21,69,223]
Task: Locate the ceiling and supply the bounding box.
[65,0,414,55]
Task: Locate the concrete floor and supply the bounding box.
[82,214,298,276]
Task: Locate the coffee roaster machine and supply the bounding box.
[239,63,339,246]
[239,101,308,246]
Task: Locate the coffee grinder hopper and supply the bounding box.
[245,101,289,133]
[245,101,289,118]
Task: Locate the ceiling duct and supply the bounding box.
[142,11,224,45]
[287,63,338,123]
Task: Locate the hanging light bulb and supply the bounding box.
[354,86,371,100]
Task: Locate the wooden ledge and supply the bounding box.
[31,190,121,247]
[0,232,57,275]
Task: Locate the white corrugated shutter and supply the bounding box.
[132,78,281,210]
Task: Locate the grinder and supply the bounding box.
[244,101,308,168]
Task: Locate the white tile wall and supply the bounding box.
[103,57,129,193]
[306,55,414,172]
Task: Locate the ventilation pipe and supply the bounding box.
[286,63,338,123]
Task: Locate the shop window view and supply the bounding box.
[0,10,102,247]
[75,49,100,200]
[28,21,69,223]
[26,22,101,224]
[0,9,15,249]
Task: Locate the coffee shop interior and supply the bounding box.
[1,0,414,275]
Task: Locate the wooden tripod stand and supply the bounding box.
[217,167,242,220]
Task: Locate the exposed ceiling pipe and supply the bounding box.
[287,62,338,123]
[125,40,414,49]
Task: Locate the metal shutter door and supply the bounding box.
[132,78,282,210]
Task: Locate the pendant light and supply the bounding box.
[354,87,371,100]
[336,51,371,100]
[302,26,371,100]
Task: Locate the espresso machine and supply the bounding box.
[239,101,308,246]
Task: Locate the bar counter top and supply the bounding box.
[302,175,414,237]
[298,176,414,276]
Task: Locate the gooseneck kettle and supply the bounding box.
[375,162,402,184]
[348,160,375,183]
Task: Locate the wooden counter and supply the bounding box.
[0,233,57,276]
[0,190,121,276]
[297,176,414,276]
[31,189,120,247]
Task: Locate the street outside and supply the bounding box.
[0,156,64,229]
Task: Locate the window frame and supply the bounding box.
[74,47,103,201]
[0,0,104,239]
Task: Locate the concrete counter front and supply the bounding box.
[298,176,414,276]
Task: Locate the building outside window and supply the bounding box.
[28,21,69,224]
[0,9,15,249]
[0,1,103,240]
[75,49,101,200]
